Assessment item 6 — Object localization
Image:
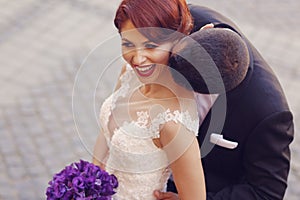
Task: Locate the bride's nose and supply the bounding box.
[132,48,147,65]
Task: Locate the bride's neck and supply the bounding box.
[140,81,193,100]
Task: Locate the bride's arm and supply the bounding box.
[93,128,109,170]
[93,64,127,169]
[159,121,206,200]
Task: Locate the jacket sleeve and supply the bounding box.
[207,111,294,200]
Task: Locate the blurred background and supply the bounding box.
[0,0,299,199]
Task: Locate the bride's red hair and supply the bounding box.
[114,0,193,42]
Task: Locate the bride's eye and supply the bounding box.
[145,43,158,49]
[122,42,134,48]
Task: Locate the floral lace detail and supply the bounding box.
[100,68,134,127]
[136,109,199,138]
[110,70,132,110]
[136,111,149,127]
[118,109,199,139]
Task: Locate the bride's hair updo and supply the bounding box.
[114,0,193,43]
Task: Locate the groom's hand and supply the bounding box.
[153,190,179,200]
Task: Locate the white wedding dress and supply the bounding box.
[99,66,199,200]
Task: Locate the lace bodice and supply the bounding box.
[99,66,199,200]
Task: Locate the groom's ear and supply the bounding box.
[169,39,180,56]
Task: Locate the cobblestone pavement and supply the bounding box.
[0,0,299,199]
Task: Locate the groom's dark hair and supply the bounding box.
[169,28,250,94]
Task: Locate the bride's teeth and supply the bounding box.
[136,65,153,72]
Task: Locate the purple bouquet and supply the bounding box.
[46,160,118,200]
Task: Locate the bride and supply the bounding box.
[93,0,206,199]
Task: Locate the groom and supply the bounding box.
[154,4,294,200]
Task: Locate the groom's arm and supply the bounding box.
[205,112,293,200]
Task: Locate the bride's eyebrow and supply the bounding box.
[121,38,130,41]
[143,40,157,45]
[121,38,157,44]
[121,38,131,43]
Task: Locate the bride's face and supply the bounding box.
[120,20,174,83]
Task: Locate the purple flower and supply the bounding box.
[46,160,118,200]
[72,176,85,192]
[52,182,67,198]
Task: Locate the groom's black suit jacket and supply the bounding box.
[168,5,294,200]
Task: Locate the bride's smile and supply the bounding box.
[120,20,174,84]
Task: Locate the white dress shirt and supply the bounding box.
[194,93,219,125]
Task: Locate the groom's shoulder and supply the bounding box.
[239,66,290,117]
[188,4,219,20]
[188,4,239,34]
[188,4,214,13]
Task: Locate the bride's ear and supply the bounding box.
[169,38,182,55]
[170,40,178,50]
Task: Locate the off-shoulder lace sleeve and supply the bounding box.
[150,109,199,139]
